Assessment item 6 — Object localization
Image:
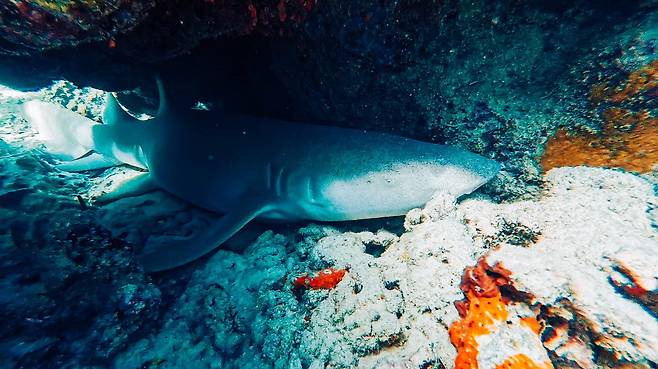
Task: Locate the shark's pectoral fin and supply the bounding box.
[95,172,157,204]
[136,195,270,272]
[56,152,121,172]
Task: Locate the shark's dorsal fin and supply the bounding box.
[23,100,98,160]
[103,93,137,126]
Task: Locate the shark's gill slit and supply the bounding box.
[305,177,315,204]
[275,166,285,198]
[265,162,273,190]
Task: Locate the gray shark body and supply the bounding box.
[23,86,500,271]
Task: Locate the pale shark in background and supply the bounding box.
[22,81,500,272]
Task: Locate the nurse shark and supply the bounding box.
[22,81,500,272]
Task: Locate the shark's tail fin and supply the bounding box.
[22,100,99,160]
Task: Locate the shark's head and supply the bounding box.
[311,148,501,221]
[446,153,501,197]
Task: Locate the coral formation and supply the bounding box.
[107,165,657,369]
[462,167,658,368]
[541,59,658,173]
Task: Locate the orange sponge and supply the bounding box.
[293,268,347,290]
[541,59,658,173]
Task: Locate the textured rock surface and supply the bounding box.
[462,168,658,368]
[0,0,314,55]
[107,165,658,369]
[0,0,155,53]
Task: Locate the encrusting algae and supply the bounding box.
[541,60,658,173]
[293,268,347,290]
[603,60,658,103]
[541,109,658,173]
[449,290,508,368]
[449,259,553,369]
